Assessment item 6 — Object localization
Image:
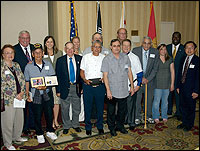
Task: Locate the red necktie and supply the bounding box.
[181,57,189,84]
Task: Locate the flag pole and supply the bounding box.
[144,83,147,129]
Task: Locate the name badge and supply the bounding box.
[5,70,11,75]
[43,55,48,58]
[45,66,49,70]
[124,64,129,69]
[189,64,195,68]
[150,54,155,58]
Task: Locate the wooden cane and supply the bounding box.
[144,83,147,129]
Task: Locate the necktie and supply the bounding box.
[181,56,189,84]
[172,47,176,60]
[25,47,32,62]
[69,58,75,83]
[143,51,148,74]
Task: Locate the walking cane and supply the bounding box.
[144,83,147,129]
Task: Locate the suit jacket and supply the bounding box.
[55,54,82,99]
[132,46,159,88]
[13,43,34,73]
[166,44,186,87]
[1,60,27,106]
[43,50,63,70]
[177,55,199,97]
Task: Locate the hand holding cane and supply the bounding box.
[144,83,147,129]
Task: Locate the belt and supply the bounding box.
[70,82,76,85]
[91,83,103,88]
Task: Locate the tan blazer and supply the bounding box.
[1,60,27,106]
[43,50,63,70]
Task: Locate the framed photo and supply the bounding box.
[30,77,45,88]
[44,76,58,86]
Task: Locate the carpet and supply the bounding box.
[1,102,199,150]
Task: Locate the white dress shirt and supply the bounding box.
[20,44,32,60]
[80,52,105,79]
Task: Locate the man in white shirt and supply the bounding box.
[80,40,106,135]
[122,39,143,130]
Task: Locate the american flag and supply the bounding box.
[70,1,78,40]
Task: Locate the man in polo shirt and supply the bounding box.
[82,32,110,56]
[24,43,57,144]
[80,40,106,136]
[101,39,135,136]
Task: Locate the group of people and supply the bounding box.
[1,28,199,150]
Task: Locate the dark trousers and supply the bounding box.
[23,101,35,131]
[168,90,181,116]
[32,92,54,135]
[83,83,106,130]
[107,97,127,131]
[179,88,196,129]
[125,92,137,127]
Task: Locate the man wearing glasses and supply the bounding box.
[117,28,128,44]
[132,36,159,125]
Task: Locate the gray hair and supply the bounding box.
[142,36,152,43]
[92,40,102,47]
[18,30,30,38]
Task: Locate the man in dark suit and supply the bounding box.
[166,32,186,120]
[176,41,199,131]
[13,30,35,134]
[132,36,159,125]
[56,41,82,134]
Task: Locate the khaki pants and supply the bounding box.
[1,105,24,147]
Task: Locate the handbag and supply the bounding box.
[1,94,5,112]
[89,78,102,86]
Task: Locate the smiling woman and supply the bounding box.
[1,44,28,150]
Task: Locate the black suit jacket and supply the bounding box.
[55,54,82,100]
[166,44,186,87]
[13,43,34,73]
[177,55,199,97]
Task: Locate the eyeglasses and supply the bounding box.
[20,37,30,40]
[3,52,14,55]
[119,33,126,35]
[143,42,151,45]
[93,46,102,49]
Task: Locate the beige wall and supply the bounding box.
[1,1,48,47]
[48,1,161,52]
[161,1,199,55]
[49,1,199,55]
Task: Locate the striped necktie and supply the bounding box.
[181,56,189,84]
[25,47,32,62]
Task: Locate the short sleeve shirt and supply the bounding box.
[101,52,131,98]
[128,52,143,88]
[24,60,55,97]
[155,57,173,89]
[80,52,105,79]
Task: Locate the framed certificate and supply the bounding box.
[30,77,45,88]
[44,76,58,86]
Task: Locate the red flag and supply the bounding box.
[148,1,157,48]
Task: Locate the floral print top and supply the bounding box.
[1,60,27,106]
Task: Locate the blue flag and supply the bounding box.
[70,1,78,40]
